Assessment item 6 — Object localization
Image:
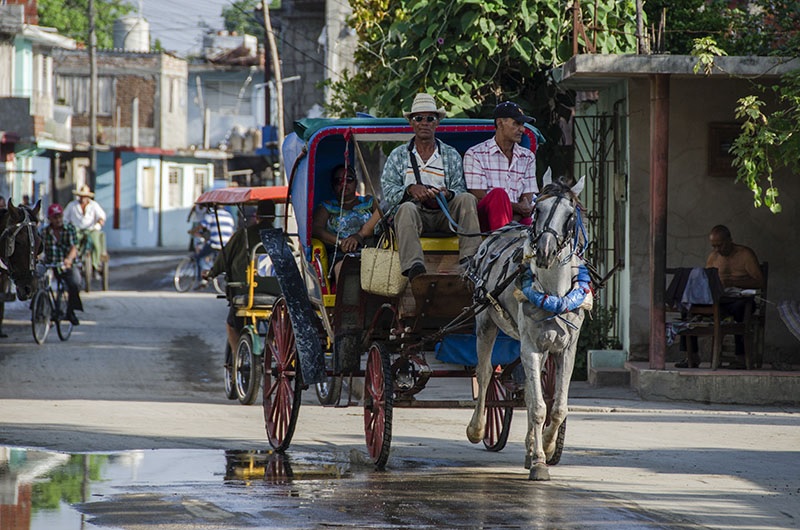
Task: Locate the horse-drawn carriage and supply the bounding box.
[238,118,590,480]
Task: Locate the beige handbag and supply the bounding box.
[360,228,408,297]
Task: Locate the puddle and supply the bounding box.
[0,446,352,530]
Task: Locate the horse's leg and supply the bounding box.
[520,347,549,480]
[543,343,576,460]
[466,315,499,443]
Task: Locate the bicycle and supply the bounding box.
[76,229,109,293]
[173,241,227,295]
[30,264,75,344]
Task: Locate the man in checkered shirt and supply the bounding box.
[464,101,538,231]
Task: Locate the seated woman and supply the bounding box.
[312,165,381,280]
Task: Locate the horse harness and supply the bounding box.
[0,208,39,279]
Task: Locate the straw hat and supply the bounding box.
[403,93,446,120]
[73,184,94,198]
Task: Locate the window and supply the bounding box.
[55,75,114,116]
[168,167,183,208]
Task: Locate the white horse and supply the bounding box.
[466,176,591,481]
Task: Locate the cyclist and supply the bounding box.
[189,206,235,288]
[204,200,275,353]
[42,203,82,325]
[64,185,106,277]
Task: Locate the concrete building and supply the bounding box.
[556,54,800,368]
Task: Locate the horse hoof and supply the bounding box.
[466,426,483,444]
[528,463,550,481]
[524,454,532,469]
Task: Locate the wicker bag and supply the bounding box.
[360,228,408,297]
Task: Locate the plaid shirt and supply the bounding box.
[42,222,79,272]
[464,137,538,201]
[380,139,466,208]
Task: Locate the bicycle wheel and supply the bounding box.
[82,251,92,293]
[174,257,197,292]
[31,290,51,344]
[55,286,73,341]
[101,258,109,291]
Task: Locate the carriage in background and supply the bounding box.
[249,116,584,476]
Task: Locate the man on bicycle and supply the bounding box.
[42,203,82,325]
[189,206,235,288]
[64,185,106,277]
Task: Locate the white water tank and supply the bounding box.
[113,16,150,52]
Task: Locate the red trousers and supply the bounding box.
[477,188,532,231]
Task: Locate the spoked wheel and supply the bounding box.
[542,355,566,465]
[235,332,262,405]
[364,342,393,470]
[223,341,237,400]
[173,257,197,292]
[212,273,227,296]
[31,290,51,344]
[55,287,73,341]
[483,367,513,452]
[263,298,302,451]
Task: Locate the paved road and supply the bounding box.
[0,257,798,529]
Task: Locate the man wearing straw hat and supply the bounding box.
[64,184,107,277]
[380,92,481,281]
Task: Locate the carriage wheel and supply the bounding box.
[55,287,73,341]
[235,332,262,405]
[173,257,197,292]
[263,298,302,452]
[31,290,51,344]
[483,368,513,452]
[223,341,237,400]
[364,342,393,470]
[542,355,566,465]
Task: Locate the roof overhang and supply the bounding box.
[555,54,800,90]
[22,24,76,49]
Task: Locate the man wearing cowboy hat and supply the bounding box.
[64,184,107,276]
[380,92,481,281]
[464,101,538,231]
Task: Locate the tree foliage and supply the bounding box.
[221,0,264,40]
[37,0,136,49]
[327,0,640,120]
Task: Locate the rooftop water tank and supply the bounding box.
[113,16,149,52]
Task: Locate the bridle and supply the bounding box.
[0,207,39,281]
[528,187,580,262]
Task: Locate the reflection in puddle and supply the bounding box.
[0,446,354,529]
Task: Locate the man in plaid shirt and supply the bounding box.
[464,101,538,231]
[42,203,83,325]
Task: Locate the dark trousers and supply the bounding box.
[57,267,84,316]
[681,297,753,357]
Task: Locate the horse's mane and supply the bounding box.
[537,182,582,209]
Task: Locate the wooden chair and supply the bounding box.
[666,264,767,370]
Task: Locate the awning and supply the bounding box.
[195,185,289,205]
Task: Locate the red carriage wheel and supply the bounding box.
[364,342,393,469]
[483,367,513,452]
[263,298,302,452]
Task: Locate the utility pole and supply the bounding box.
[261,0,285,181]
[88,0,98,190]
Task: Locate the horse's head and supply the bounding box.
[526,177,585,269]
[0,199,42,300]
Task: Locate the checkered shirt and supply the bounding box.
[42,222,79,272]
[464,137,538,200]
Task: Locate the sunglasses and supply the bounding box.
[411,115,438,123]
